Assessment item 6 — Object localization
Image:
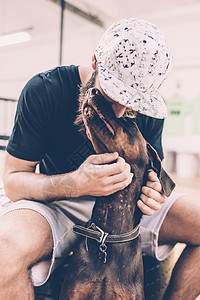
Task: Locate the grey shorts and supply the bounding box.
[0,185,182,287]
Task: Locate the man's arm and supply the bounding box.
[3,151,133,202]
[4,151,165,213]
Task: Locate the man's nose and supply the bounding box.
[112,103,126,118]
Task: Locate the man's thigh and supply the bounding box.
[0,196,95,285]
[159,194,200,245]
[0,209,53,265]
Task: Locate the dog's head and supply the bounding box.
[81,88,175,197]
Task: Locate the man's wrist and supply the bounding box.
[42,171,81,200]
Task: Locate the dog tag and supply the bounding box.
[99,244,107,264]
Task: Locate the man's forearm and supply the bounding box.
[4,171,79,202]
[4,152,133,202]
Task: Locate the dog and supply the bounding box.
[59,88,175,300]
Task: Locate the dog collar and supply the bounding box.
[73,221,140,244]
[73,221,140,264]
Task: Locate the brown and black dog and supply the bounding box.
[60,88,175,300]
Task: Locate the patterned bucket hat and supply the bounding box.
[95,18,173,119]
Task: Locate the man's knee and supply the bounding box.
[0,214,32,268]
[160,194,200,245]
[173,195,200,244]
[0,209,53,268]
[0,218,26,279]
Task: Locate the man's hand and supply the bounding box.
[137,170,166,216]
[74,152,134,197]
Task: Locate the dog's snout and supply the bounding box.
[91,88,98,95]
[86,88,100,106]
[86,88,101,103]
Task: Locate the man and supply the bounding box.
[0,18,199,300]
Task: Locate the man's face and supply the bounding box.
[75,70,136,137]
[91,75,127,119]
[77,70,133,132]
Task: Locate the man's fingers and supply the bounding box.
[137,169,167,216]
[137,200,157,216]
[139,194,162,211]
[147,170,159,182]
[106,170,134,186]
[141,186,166,203]
[147,170,164,195]
[103,172,134,195]
[87,152,119,165]
[145,180,163,193]
[79,153,133,196]
[90,155,130,178]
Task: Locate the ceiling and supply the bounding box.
[1,0,200,99]
[2,0,200,34]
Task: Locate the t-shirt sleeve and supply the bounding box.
[134,114,164,161]
[145,118,164,161]
[7,75,52,161]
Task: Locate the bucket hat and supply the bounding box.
[95,18,172,119]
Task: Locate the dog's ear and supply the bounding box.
[147,143,175,197]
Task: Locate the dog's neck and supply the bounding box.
[91,175,144,235]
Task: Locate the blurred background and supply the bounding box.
[0,0,200,192]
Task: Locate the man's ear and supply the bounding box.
[147,143,175,197]
[91,54,98,70]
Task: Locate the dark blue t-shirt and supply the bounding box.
[7,65,164,175]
